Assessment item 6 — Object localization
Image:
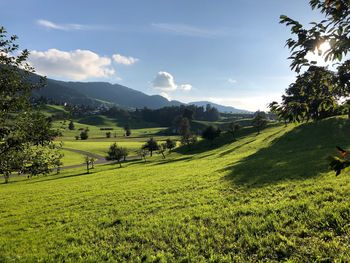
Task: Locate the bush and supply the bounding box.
[106,132,111,138]
[100,127,114,131]
[80,130,89,140]
[202,126,221,145]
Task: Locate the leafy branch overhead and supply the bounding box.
[270,0,350,124]
[280,0,350,73]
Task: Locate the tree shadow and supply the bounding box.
[222,118,350,187]
[151,156,193,166]
[175,126,261,155]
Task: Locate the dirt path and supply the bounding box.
[2,148,141,179]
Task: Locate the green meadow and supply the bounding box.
[1,117,350,262]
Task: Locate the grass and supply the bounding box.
[61,141,145,156]
[54,120,168,141]
[60,150,86,166]
[1,117,350,261]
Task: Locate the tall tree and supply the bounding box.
[252,111,267,134]
[227,122,241,140]
[0,26,62,183]
[106,143,127,168]
[276,0,350,120]
[142,138,159,157]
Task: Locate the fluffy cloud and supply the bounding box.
[112,54,139,65]
[28,49,115,80]
[152,71,177,92]
[152,71,192,99]
[179,84,192,91]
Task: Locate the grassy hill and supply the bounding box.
[1,117,350,261]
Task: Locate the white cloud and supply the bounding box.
[152,71,177,92]
[228,78,237,84]
[37,19,91,31]
[160,92,171,101]
[112,54,139,65]
[152,71,192,100]
[151,23,227,38]
[179,84,192,91]
[28,49,115,80]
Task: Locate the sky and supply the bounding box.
[0,0,326,111]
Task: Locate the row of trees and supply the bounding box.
[270,0,350,123]
[106,138,177,167]
[138,104,220,127]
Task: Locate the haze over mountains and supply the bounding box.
[32,75,250,113]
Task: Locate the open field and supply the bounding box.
[1,117,350,261]
[60,149,86,166]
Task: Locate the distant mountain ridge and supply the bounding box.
[189,101,251,114]
[32,74,250,112]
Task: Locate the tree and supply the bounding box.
[137,149,149,162]
[68,120,75,130]
[202,126,221,145]
[165,138,176,152]
[106,143,127,168]
[106,132,111,138]
[84,156,97,174]
[227,122,241,140]
[121,147,129,161]
[124,124,131,137]
[158,143,167,159]
[142,138,159,157]
[252,111,267,134]
[80,129,89,140]
[278,0,350,118]
[0,26,62,183]
[269,66,338,122]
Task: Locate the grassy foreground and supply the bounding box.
[1,117,350,262]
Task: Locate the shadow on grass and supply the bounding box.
[222,118,350,187]
[151,156,193,166]
[175,124,279,156]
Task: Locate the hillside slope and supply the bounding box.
[1,117,350,261]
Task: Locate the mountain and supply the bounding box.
[32,77,182,109]
[32,74,250,112]
[189,101,251,113]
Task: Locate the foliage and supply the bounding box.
[142,138,159,157]
[106,132,111,138]
[0,26,62,183]
[84,156,96,174]
[201,125,221,145]
[137,148,149,162]
[158,143,167,159]
[80,129,89,140]
[227,121,241,140]
[68,120,75,130]
[106,143,127,167]
[252,111,267,134]
[275,0,350,121]
[140,104,220,127]
[270,67,339,122]
[165,138,176,152]
[124,124,131,136]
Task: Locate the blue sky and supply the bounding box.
[0,0,325,111]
